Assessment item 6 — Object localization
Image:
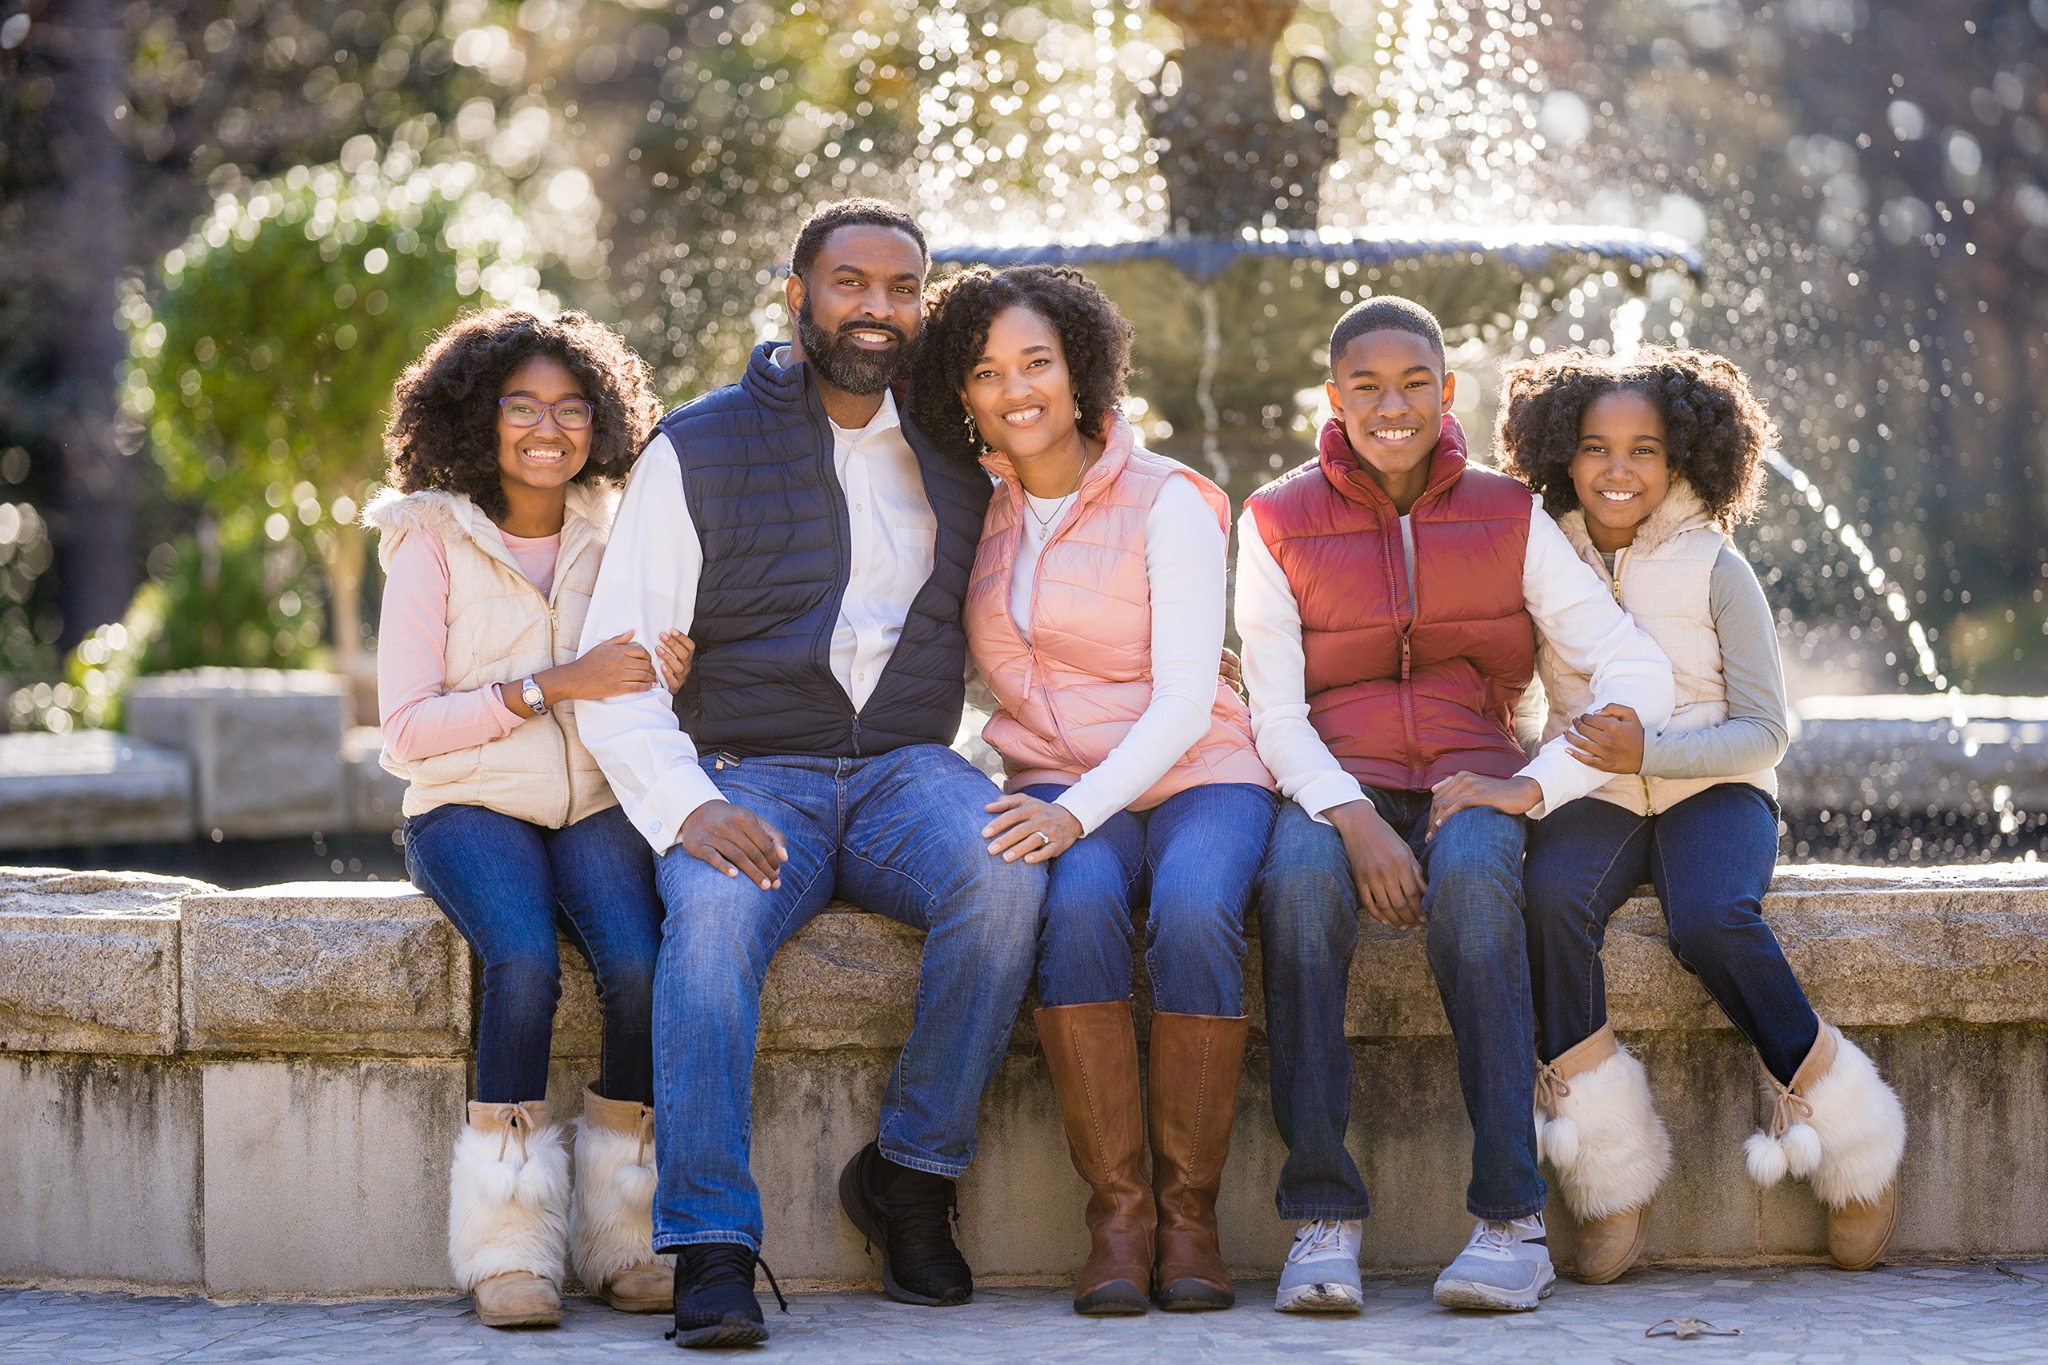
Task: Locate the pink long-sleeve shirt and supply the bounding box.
[376,529,560,763]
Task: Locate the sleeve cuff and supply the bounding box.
[1296,770,1369,825]
[1516,748,1589,821]
[630,764,724,855]
[1053,788,1112,838]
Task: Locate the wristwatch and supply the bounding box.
[519,676,547,716]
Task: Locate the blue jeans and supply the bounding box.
[648,744,1044,1254]
[404,802,663,1105]
[1257,789,1541,1222]
[1030,782,1278,1016]
[1523,782,1818,1084]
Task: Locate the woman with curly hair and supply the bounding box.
[1475,345,1904,1284]
[913,265,1276,1316]
[366,308,692,1328]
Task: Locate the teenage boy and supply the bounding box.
[577,199,1045,1348]
[1235,297,1675,1313]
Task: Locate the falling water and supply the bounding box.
[1761,450,1949,692]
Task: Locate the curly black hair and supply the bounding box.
[1494,345,1775,527]
[909,264,1133,465]
[383,309,661,523]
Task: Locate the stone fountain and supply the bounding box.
[930,0,1699,505]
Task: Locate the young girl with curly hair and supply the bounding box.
[366,308,690,1328]
[1485,345,1905,1284]
[913,266,1276,1317]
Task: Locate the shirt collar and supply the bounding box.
[770,344,904,439]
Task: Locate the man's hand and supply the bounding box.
[1327,799,1425,928]
[1428,773,1541,835]
[679,800,788,890]
[982,793,1084,864]
[1566,704,1644,774]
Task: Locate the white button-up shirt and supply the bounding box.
[576,367,938,854]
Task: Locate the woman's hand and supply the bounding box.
[546,630,658,701]
[1566,704,1645,774]
[655,630,695,693]
[1427,773,1541,835]
[981,793,1084,864]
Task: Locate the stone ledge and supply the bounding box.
[178,884,472,1057]
[0,868,214,1055]
[127,669,349,840]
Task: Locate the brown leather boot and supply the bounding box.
[1532,1023,1669,1285]
[573,1086,673,1312]
[1036,1002,1154,1315]
[1147,1010,1249,1311]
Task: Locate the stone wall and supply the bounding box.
[2,862,2046,1296]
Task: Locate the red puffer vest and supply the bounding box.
[1245,413,1536,792]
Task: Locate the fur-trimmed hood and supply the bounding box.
[1556,477,1723,569]
[362,481,619,574]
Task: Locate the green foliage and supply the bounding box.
[124,156,550,548]
[5,517,326,733]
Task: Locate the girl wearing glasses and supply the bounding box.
[367,309,690,1329]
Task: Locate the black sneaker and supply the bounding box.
[665,1243,784,1349]
[837,1141,974,1306]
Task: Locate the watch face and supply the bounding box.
[522,679,545,712]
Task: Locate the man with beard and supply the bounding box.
[576,200,1044,1348]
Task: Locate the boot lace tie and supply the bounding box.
[1765,1079,1814,1139]
[635,1104,655,1169]
[1534,1061,1571,1114]
[489,1104,532,1163]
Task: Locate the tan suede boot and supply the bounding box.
[572,1086,674,1312]
[451,1100,568,1329]
[1037,1002,1154,1315]
[1533,1022,1670,1286]
[1743,1022,1905,1271]
[1147,1011,1249,1311]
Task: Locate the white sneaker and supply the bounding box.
[1431,1216,1555,1312]
[1275,1219,1364,1313]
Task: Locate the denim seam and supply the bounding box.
[1277,1201,1372,1220]
[1468,1196,1547,1221]
[1576,815,1648,1049]
[873,1143,970,1180]
[655,1228,762,1255]
[1648,827,1775,1065]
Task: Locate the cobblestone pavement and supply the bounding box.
[4,1263,2047,1363]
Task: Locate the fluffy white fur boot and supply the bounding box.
[570,1086,673,1312]
[1535,1022,1673,1221]
[1743,1022,1906,1209]
[449,1099,570,1313]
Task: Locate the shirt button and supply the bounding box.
[855,502,865,512]
[857,672,867,682]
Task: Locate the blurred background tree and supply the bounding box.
[123,157,548,700]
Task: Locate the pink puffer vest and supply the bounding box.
[965,416,1274,808]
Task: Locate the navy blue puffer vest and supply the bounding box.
[658,342,991,757]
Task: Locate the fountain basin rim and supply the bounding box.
[931,226,1703,283]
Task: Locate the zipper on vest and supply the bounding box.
[1383,518,1423,785]
[1607,548,1650,815]
[548,601,575,827]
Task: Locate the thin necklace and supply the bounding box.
[1024,452,1088,531]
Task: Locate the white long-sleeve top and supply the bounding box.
[575,383,938,855]
[1007,474,1225,835]
[1235,492,1674,822]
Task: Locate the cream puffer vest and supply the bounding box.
[364,483,618,827]
[965,416,1274,808]
[1537,479,1778,815]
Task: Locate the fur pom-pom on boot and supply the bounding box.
[571,1086,673,1312]
[1535,1023,1672,1284]
[1743,1022,1906,1270]
[450,1100,570,1328]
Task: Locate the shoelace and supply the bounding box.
[1534,1061,1571,1113]
[1468,1221,1520,1256]
[1765,1078,1814,1139]
[1290,1219,1349,1261]
[877,1186,969,1282]
[672,1245,789,1318]
[487,1104,532,1163]
[634,1104,654,1169]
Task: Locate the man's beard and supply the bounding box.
[796,298,910,397]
